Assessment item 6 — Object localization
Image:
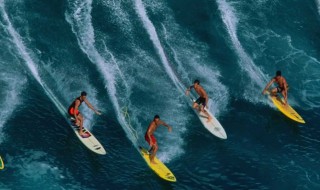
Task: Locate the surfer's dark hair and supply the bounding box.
[194,79,200,84]
[276,70,281,76]
[81,91,87,96]
[154,115,160,119]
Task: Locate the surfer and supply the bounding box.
[186,79,212,122]
[262,70,289,105]
[68,91,101,137]
[145,115,172,164]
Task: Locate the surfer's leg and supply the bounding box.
[78,114,84,135]
[281,90,287,105]
[192,102,197,109]
[193,102,201,112]
[150,143,158,164]
[202,106,212,122]
[75,118,80,126]
[194,98,203,111]
[148,146,154,154]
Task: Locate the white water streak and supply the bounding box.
[0,3,41,83]
[134,0,185,93]
[217,0,268,90]
[317,0,320,16]
[0,73,26,143]
[0,1,68,120]
[65,0,138,145]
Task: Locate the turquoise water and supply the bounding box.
[0,0,320,189]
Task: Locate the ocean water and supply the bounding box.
[0,0,320,189]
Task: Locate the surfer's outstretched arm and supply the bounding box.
[160,120,172,132]
[186,85,194,96]
[84,99,101,115]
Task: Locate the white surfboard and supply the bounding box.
[69,119,106,155]
[190,99,227,139]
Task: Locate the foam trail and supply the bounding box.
[101,41,130,91]
[65,0,138,146]
[0,1,69,123]
[161,22,229,116]
[135,0,230,117]
[217,0,268,97]
[0,72,26,143]
[161,24,191,85]
[6,150,72,187]
[317,0,320,16]
[134,0,186,93]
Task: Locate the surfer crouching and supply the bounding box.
[262,70,289,105]
[68,91,101,137]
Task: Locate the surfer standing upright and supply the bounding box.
[145,115,172,164]
[186,79,212,122]
[68,91,101,137]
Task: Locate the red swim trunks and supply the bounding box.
[145,133,157,145]
[68,107,80,117]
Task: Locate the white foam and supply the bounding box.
[41,62,98,130]
[133,0,230,163]
[0,2,41,84]
[217,0,268,103]
[65,0,138,145]
[134,0,185,92]
[142,0,230,117]
[256,31,320,110]
[0,2,96,129]
[5,150,71,187]
[317,0,320,16]
[101,0,133,38]
[0,72,26,143]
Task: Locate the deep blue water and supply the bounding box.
[1,0,320,189]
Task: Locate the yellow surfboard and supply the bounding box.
[269,95,305,123]
[0,156,4,170]
[139,146,176,182]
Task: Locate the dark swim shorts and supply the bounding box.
[277,85,289,93]
[195,97,206,107]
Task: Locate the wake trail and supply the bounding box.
[134,0,186,94]
[317,0,320,16]
[65,0,138,146]
[216,0,268,94]
[0,72,26,143]
[0,1,70,124]
[161,24,192,86]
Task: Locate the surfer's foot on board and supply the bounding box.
[206,117,212,123]
[80,132,90,138]
[79,130,85,136]
[149,156,157,164]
